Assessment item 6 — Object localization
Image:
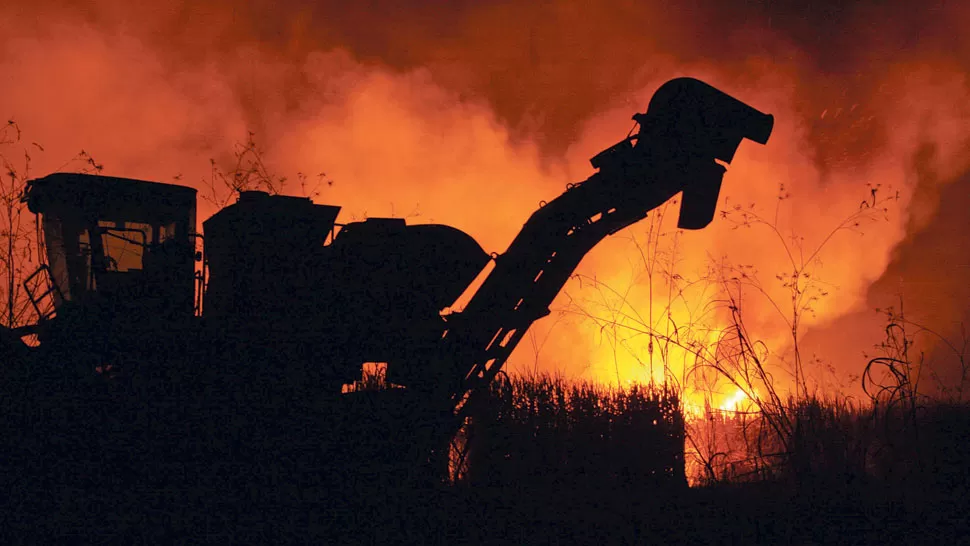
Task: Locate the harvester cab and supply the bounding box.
[21,174,198,365]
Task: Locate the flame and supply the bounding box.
[717,387,757,414]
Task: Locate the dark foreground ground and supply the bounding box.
[3,476,969,544]
[2,367,969,544]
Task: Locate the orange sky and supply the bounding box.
[2,0,969,404]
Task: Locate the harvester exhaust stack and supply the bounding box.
[593,77,773,230]
[642,78,773,229]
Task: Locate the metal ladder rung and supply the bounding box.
[23,264,62,321]
[31,287,56,303]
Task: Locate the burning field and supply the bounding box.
[3,0,970,404]
[2,0,970,543]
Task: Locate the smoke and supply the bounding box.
[3,0,969,400]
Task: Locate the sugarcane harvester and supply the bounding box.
[8,78,772,469]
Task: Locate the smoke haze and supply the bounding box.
[3,0,969,401]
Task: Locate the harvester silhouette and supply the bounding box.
[5,78,772,489]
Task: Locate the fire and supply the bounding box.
[2,1,970,404]
[717,387,757,414]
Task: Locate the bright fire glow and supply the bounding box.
[718,387,757,414]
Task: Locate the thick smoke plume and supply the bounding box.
[2,1,969,402]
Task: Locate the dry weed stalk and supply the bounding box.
[559,182,902,485]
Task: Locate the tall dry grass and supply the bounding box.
[457,373,686,491]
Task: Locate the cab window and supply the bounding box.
[98,221,151,272]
